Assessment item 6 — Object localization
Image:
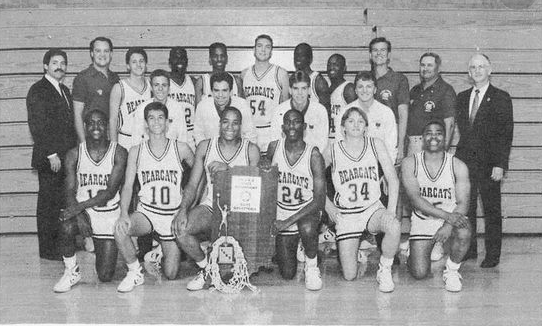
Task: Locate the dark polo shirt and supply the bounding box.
[375,67,410,122]
[407,76,456,136]
[72,64,119,118]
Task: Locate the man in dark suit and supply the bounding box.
[455,54,513,268]
[26,49,77,260]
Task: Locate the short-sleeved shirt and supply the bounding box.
[374,68,410,122]
[72,64,119,118]
[407,76,456,136]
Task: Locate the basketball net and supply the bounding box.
[206,194,258,294]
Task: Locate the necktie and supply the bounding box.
[60,87,70,108]
[469,89,480,124]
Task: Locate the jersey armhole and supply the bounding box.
[118,81,125,108]
[413,154,418,178]
[274,65,282,93]
[173,141,185,172]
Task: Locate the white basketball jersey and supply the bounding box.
[76,142,120,212]
[329,81,351,140]
[413,152,457,219]
[309,71,320,103]
[202,137,251,206]
[168,77,196,139]
[136,139,184,214]
[117,78,152,137]
[273,140,314,215]
[331,138,381,213]
[202,73,239,98]
[243,64,282,129]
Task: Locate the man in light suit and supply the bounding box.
[455,54,513,268]
[27,49,77,260]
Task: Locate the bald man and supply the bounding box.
[455,54,513,268]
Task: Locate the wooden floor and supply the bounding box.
[1,235,541,325]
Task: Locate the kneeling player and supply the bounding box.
[114,102,194,292]
[54,110,127,292]
[266,109,326,291]
[173,107,260,291]
[402,120,471,292]
[324,107,400,292]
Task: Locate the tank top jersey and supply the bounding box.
[117,78,152,137]
[136,139,184,215]
[76,142,120,212]
[242,64,282,129]
[309,71,320,103]
[273,139,314,214]
[331,137,381,214]
[202,137,251,206]
[202,73,239,98]
[329,81,351,141]
[413,151,457,219]
[168,77,196,137]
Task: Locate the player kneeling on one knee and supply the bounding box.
[402,120,472,292]
[172,107,261,291]
[262,109,326,291]
[114,102,194,292]
[324,107,400,292]
[54,110,128,293]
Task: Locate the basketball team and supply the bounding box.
[25,34,513,294]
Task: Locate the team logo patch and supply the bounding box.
[380,89,392,101]
[424,101,435,113]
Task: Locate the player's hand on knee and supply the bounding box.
[433,223,453,243]
[115,215,131,236]
[60,204,82,221]
[172,212,188,238]
[446,212,469,229]
[76,213,92,237]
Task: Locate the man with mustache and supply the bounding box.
[26,49,77,260]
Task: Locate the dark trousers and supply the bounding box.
[36,169,65,259]
[467,167,503,260]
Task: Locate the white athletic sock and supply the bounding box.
[63,255,76,269]
[127,260,141,272]
[380,256,394,269]
[305,255,317,268]
[446,257,461,271]
[196,254,208,269]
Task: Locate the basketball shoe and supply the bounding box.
[443,268,462,292]
[117,267,144,293]
[304,265,322,291]
[53,265,81,293]
[376,264,394,293]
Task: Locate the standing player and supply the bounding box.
[168,47,197,147]
[131,69,190,149]
[324,107,400,291]
[54,110,127,292]
[193,72,256,145]
[265,109,326,290]
[114,102,194,292]
[327,54,356,142]
[402,120,471,291]
[109,47,151,149]
[241,34,290,154]
[293,43,330,111]
[173,107,260,291]
[196,42,243,99]
[270,71,329,153]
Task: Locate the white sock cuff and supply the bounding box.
[380,256,394,268]
[63,255,76,268]
[446,257,461,271]
[305,255,317,267]
[196,255,208,269]
[127,260,141,271]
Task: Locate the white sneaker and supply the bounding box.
[376,264,395,293]
[443,268,463,292]
[357,249,369,263]
[53,265,81,293]
[296,241,305,262]
[431,242,444,261]
[304,265,323,291]
[117,268,144,293]
[186,269,207,291]
[144,244,163,272]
